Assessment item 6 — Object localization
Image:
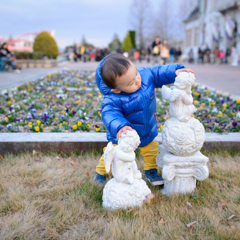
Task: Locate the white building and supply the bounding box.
[184,0,240,63]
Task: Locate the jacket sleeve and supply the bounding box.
[149,63,185,88]
[102,96,131,137]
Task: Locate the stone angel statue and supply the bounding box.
[104,130,142,184]
[161,72,197,122]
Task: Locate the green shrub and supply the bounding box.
[33,31,59,59]
[122,32,133,53]
[129,30,136,48]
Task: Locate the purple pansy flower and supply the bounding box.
[232,122,238,127]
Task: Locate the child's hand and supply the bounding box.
[175,68,196,77]
[117,126,135,139]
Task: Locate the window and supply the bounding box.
[186,29,192,47]
[194,28,198,46]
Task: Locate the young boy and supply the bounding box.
[93,53,195,185]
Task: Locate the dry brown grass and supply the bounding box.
[0,149,239,240]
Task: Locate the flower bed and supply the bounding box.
[0,69,240,133]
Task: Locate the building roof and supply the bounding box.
[184,4,200,22]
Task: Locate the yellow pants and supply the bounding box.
[96,140,159,175]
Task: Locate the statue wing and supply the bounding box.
[162,86,182,102]
[104,142,115,173]
[161,85,172,101]
[170,89,182,101]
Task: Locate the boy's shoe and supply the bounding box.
[145,169,164,186]
[93,172,106,185]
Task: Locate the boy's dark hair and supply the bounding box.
[101,53,131,89]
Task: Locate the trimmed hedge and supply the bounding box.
[14,51,51,60]
[33,31,59,59]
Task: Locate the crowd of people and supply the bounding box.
[188,45,235,64]
[66,36,182,66]
[67,45,111,63]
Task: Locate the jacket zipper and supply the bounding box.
[139,88,147,136]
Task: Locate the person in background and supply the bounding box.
[147,45,151,63]
[177,47,182,63]
[152,36,161,65]
[160,40,169,65]
[130,48,135,62]
[73,44,81,62]
[0,42,20,73]
[188,49,194,63]
[214,47,220,64]
[205,45,211,63]
[219,50,225,64]
[225,48,231,64]
[169,47,176,62]
[198,48,204,64]
[95,48,102,62]
[80,45,85,62]
[134,50,139,62]
[138,48,143,62]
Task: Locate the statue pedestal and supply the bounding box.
[102,178,151,210]
[156,145,209,195]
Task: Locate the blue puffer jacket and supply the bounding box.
[96,56,185,147]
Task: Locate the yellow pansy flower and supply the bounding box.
[222,103,227,108]
[62,111,66,115]
[87,124,90,129]
[7,101,11,105]
[5,117,8,122]
[160,125,163,129]
[77,121,82,126]
[59,123,62,127]
[37,120,41,125]
[35,126,40,132]
[73,125,77,130]
[236,99,240,104]
[95,127,100,132]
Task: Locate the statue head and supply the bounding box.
[174,72,195,89]
[118,130,140,153]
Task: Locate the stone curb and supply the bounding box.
[0,133,240,155]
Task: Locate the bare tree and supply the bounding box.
[129,0,152,49]
[178,0,198,38]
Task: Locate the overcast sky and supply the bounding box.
[0,0,190,50]
[0,0,134,49]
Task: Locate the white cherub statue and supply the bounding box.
[161,72,197,122]
[104,130,142,184]
[102,130,152,210]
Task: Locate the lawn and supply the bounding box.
[0,69,240,133]
[0,149,239,239]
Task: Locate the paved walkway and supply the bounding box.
[0,61,239,96]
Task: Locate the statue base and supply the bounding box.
[156,145,209,195]
[102,178,151,210]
